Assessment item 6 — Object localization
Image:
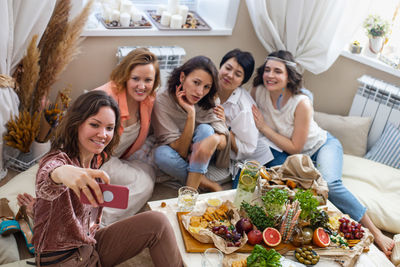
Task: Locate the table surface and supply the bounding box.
[148,189,394,267]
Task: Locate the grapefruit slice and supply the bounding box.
[313,227,330,247]
[262,227,281,247]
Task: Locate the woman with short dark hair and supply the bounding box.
[152,56,230,191]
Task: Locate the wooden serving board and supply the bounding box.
[177,212,296,253]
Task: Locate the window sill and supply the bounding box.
[82,26,232,37]
[341,50,400,78]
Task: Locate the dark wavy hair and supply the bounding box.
[253,50,303,94]
[220,49,255,85]
[110,47,160,94]
[167,56,219,110]
[51,90,121,164]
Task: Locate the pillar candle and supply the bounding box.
[177,5,188,25]
[120,12,130,27]
[111,9,120,22]
[167,0,179,15]
[156,4,167,16]
[131,7,142,22]
[119,1,132,14]
[170,14,182,29]
[160,11,171,26]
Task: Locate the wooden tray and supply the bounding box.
[147,10,211,31]
[96,13,152,29]
[177,212,295,253]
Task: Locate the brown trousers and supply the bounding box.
[34,211,183,267]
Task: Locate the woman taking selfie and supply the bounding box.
[152,56,230,192]
[32,91,182,266]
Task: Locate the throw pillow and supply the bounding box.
[314,111,372,157]
[365,122,400,169]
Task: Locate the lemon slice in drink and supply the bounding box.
[240,175,255,186]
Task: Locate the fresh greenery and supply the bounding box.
[363,14,390,38]
[261,188,289,216]
[294,189,320,221]
[247,244,282,267]
[241,201,275,231]
[310,210,330,231]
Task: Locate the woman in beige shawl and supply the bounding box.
[152,56,230,192]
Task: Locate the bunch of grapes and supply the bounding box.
[338,217,364,240]
[211,225,242,247]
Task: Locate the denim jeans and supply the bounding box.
[154,124,215,184]
[262,132,367,221]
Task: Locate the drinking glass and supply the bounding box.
[177,186,198,212]
[201,248,223,267]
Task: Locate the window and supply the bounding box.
[350,0,400,70]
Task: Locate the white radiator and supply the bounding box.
[116,46,186,87]
[349,75,400,150]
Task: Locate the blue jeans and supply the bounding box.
[262,133,367,221]
[154,124,215,185]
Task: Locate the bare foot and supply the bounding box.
[374,232,394,258]
[17,193,35,219]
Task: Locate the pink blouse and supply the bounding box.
[32,151,103,253]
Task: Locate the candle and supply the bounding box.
[131,7,142,22]
[170,14,182,29]
[167,0,179,15]
[177,5,188,25]
[120,12,130,27]
[119,0,132,14]
[156,4,167,16]
[160,11,171,26]
[102,6,112,22]
[111,9,120,22]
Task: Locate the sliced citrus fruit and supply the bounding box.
[313,227,330,247]
[240,175,255,186]
[260,167,271,180]
[262,227,281,247]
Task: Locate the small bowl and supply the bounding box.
[294,248,319,266]
[207,198,222,207]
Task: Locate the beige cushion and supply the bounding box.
[342,154,400,234]
[0,164,37,264]
[314,111,372,157]
[0,164,37,215]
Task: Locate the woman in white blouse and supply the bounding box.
[214,49,280,188]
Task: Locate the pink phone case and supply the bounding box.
[80,183,129,209]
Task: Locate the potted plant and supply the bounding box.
[363,14,390,54]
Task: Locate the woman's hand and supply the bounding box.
[176,84,195,116]
[51,165,110,207]
[252,105,267,132]
[213,105,226,123]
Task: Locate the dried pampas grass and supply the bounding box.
[33,0,93,113]
[19,35,40,112]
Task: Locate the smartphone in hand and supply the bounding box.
[80,183,129,209]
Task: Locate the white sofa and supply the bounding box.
[314,111,400,235]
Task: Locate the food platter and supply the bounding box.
[146,10,211,31]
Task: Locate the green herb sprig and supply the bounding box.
[247,244,282,267]
[261,188,289,216]
[294,189,320,221]
[241,201,274,231]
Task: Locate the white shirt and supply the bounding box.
[254,85,327,156]
[221,87,280,165]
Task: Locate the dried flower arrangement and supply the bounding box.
[4,0,93,154]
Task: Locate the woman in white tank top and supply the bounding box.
[250,50,394,256]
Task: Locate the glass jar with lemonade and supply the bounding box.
[233,160,260,207]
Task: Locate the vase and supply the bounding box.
[30,140,51,159]
[368,37,384,54]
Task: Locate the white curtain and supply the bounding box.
[0,0,56,177]
[246,0,371,74]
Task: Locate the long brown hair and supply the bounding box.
[253,50,303,94]
[110,47,160,94]
[167,56,219,110]
[51,90,121,163]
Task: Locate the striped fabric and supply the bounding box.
[365,122,400,169]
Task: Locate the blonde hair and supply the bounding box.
[110,48,160,94]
